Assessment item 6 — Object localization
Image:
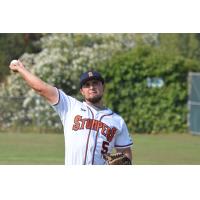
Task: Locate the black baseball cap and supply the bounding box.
[80,71,104,88]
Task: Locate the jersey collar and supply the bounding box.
[83,102,112,113]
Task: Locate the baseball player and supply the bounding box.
[9,60,133,165]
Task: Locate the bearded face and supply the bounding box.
[85,94,103,104]
[80,79,104,104]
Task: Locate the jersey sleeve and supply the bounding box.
[114,119,133,149]
[51,89,77,124]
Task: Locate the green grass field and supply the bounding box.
[134,133,200,164]
[0,132,200,164]
[0,133,65,164]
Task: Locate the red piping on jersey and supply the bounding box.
[83,106,94,165]
[91,112,114,165]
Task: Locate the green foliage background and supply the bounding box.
[0,34,42,82]
[1,33,200,133]
[99,45,200,133]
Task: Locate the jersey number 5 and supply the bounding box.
[101,141,109,154]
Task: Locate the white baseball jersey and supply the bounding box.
[52,89,133,165]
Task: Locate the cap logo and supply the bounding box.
[88,72,93,77]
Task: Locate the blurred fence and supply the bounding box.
[188,72,200,135]
[0,96,62,133]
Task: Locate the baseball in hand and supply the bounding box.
[11,60,19,65]
[10,59,20,72]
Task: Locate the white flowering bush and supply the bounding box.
[0,33,138,131]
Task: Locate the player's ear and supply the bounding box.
[80,88,84,96]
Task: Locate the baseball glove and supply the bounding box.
[103,152,132,165]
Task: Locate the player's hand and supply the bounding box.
[9,59,24,73]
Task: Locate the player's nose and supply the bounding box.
[88,84,95,89]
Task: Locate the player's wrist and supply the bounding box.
[17,65,25,73]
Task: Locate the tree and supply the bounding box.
[158,33,200,60]
[0,33,137,130]
[0,33,42,82]
[99,44,200,133]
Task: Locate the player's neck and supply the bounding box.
[85,100,105,110]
